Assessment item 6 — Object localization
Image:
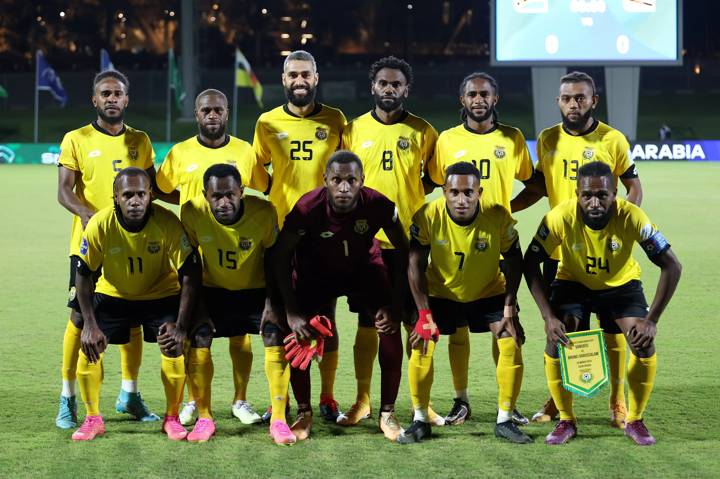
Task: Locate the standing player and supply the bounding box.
[71,168,200,441]
[512,71,644,427]
[523,161,681,445]
[402,162,531,444]
[272,151,408,442]
[180,164,295,444]
[425,73,534,426]
[56,70,161,428]
[340,56,440,426]
[156,89,268,426]
[253,50,347,422]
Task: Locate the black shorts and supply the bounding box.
[353,248,416,327]
[93,293,179,344]
[550,280,648,332]
[67,255,101,312]
[204,287,265,337]
[428,295,505,335]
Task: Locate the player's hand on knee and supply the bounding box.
[414,309,440,354]
[544,316,570,347]
[409,330,433,356]
[498,314,524,348]
[374,306,399,334]
[80,324,107,363]
[628,318,656,350]
[158,322,185,356]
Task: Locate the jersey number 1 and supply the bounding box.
[128,256,143,274]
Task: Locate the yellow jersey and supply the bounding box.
[427,122,533,211]
[156,135,269,205]
[536,121,636,208]
[342,110,437,249]
[181,195,278,290]
[79,205,194,300]
[532,198,659,290]
[253,103,346,225]
[58,122,155,256]
[411,197,519,302]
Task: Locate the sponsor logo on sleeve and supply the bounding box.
[537,222,550,241]
[80,237,89,255]
[410,223,420,237]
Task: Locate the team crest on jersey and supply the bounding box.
[354,219,369,234]
[397,136,410,150]
[315,128,328,141]
[494,146,506,159]
[609,237,621,252]
[128,146,138,161]
[238,237,253,251]
[583,148,594,160]
[147,241,161,254]
[475,237,488,252]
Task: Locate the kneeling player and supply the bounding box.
[402,162,531,444]
[71,168,200,441]
[273,150,408,442]
[181,164,294,444]
[524,161,681,445]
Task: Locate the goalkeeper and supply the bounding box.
[403,162,531,445]
[272,150,409,442]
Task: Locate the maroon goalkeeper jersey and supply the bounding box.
[282,186,398,282]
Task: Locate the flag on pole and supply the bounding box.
[235,49,263,108]
[168,49,186,110]
[0,84,7,98]
[36,50,68,106]
[100,48,115,71]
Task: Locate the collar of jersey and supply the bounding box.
[562,119,599,137]
[463,121,498,135]
[370,109,409,125]
[115,204,153,233]
[446,202,480,227]
[92,121,126,137]
[283,102,323,118]
[196,134,230,149]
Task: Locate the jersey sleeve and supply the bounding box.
[340,122,354,151]
[499,209,520,252]
[78,216,103,272]
[376,194,400,231]
[335,111,348,149]
[156,147,178,194]
[533,210,562,256]
[426,135,446,186]
[179,202,199,248]
[165,216,195,270]
[409,205,431,247]
[514,130,534,182]
[611,132,634,178]
[244,147,270,193]
[262,205,280,248]
[628,206,670,258]
[58,133,79,171]
[421,124,439,164]
[281,202,309,236]
[140,132,156,169]
[252,119,272,167]
[534,134,545,173]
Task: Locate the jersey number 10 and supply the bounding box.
[470,159,491,179]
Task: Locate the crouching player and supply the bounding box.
[524,161,681,445]
[180,164,293,444]
[273,150,409,442]
[71,167,200,441]
[402,161,531,444]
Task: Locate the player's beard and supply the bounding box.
[561,108,593,131]
[373,92,403,113]
[199,122,226,141]
[285,85,316,107]
[97,106,124,125]
[580,206,613,230]
[463,104,494,124]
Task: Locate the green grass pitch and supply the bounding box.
[0,162,718,478]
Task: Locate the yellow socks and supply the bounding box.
[544,353,575,421]
[265,346,290,423]
[319,349,339,398]
[229,335,253,402]
[627,353,657,422]
[408,341,436,417]
[605,332,628,406]
[188,347,214,419]
[353,326,378,405]
[496,337,523,420]
[77,351,104,416]
[161,354,186,416]
[448,326,470,401]
[61,320,81,396]
[119,326,143,392]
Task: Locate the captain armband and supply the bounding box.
[639,231,670,259]
[526,239,550,262]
